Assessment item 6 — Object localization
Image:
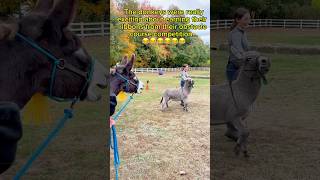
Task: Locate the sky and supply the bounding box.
[136,0,210,44]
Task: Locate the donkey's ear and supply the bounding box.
[32,0,55,15]
[48,0,77,28]
[121,56,128,65]
[126,54,136,71]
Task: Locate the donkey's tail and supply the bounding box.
[160,97,163,104]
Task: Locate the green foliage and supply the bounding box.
[312,0,320,10]
[0,0,105,22]
[212,0,320,19]
[0,0,20,18]
[111,0,210,68]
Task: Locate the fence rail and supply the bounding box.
[70,22,109,37]
[71,19,320,37]
[133,67,209,73]
[211,19,320,30]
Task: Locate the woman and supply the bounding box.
[180,64,190,88]
[225,8,251,141]
[226,8,251,81]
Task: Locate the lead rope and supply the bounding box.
[109,95,134,180]
[13,33,94,179]
[13,100,77,180]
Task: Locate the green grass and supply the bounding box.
[212,28,320,47]
[213,51,320,180]
[111,71,210,179]
[1,37,107,179]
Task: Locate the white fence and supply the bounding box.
[70,22,109,37]
[133,67,209,73]
[211,19,320,30]
[71,19,320,37]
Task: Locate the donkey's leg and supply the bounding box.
[162,97,170,111]
[232,118,250,157]
[225,122,238,142]
[183,98,188,112]
[0,102,22,174]
[161,97,166,111]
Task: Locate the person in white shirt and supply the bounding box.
[180,64,190,88]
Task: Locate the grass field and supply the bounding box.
[212,51,320,180]
[1,37,107,179]
[110,71,210,179]
[212,28,320,47]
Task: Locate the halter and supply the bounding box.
[13,33,95,179]
[16,33,94,104]
[113,72,140,93]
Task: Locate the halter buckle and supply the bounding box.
[57,59,65,69]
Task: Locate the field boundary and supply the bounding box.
[70,19,320,37]
[217,43,320,55]
[211,19,320,30]
[133,67,210,73]
[70,22,108,37]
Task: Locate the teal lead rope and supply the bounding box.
[13,33,95,179]
[14,108,74,180]
[109,95,134,180]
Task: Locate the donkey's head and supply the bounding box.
[185,78,194,89]
[110,54,143,95]
[242,51,271,82]
[16,0,107,102]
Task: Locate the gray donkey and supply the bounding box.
[161,78,194,111]
[212,51,270,157]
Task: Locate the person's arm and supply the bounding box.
[230,31,245,60]
[181,71,188,80]
[230,32,246,66]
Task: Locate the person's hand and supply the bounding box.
[110,117,115,128]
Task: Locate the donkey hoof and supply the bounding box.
[234,145,241,156]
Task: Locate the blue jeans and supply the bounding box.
[180,80,185,88]
[226,62,239,81]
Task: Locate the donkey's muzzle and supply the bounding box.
[136,80,144,94]
[0,102,22,174]
[258,56,271,74]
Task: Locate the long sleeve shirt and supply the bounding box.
[180,70,189,81]
[228,26,249,67]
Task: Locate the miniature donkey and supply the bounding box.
[212,51,270,157]
[161,78,194,112]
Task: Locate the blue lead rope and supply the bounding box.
[13,109,74,180]
[110,95,134,180]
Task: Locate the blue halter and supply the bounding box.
[16,32,94,103]
[114,72,139,92]
[13,33,95,179]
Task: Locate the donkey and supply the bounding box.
[0,0,107,174]
[212,51,270,157]
[160,78,195,112]
[110,54,143,116]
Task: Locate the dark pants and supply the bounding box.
[0,102,22,174]
[180,80,185,88]
[110,95,117,116]
[226,61,239,81]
